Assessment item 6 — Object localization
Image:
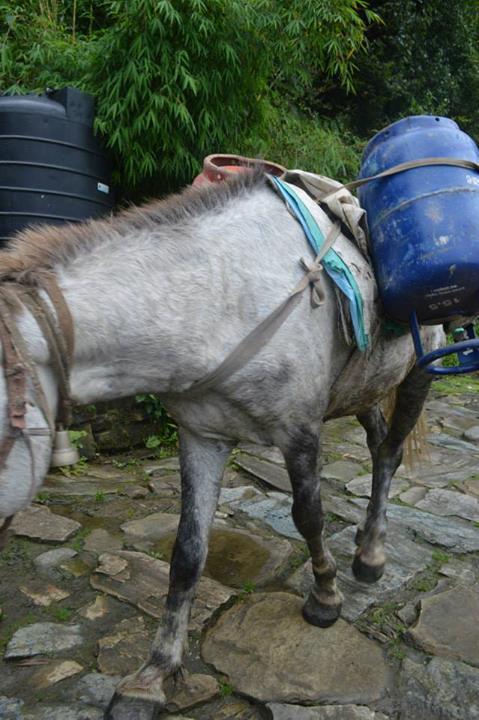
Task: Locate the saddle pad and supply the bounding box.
[270,176,377,352]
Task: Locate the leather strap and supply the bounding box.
[189,220,341,394]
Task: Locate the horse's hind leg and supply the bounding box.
[354,365,432,583]
[107,428,233,711]
[283,426,343,627]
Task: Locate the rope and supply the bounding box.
[341,156,479,194]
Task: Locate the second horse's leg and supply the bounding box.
[354,366,432,582]
[283,426,343,627]
[107,428,233,710]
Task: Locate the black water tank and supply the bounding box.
[0,87,114,244]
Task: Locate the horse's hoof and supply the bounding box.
[112,664,167,707]
[352,554,384,584]
[302,592,342,628]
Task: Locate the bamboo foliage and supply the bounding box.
[0,0,376,193]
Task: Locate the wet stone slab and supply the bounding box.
[19,583,70,607]
[237,496,300,540]
[408,584,479,666]
[439,559,478,585]
[400,656,479,720]
[346,474,409,498]
[427,432,479,454]
[266,705,388,720]
[43,478,124,497]
[219,485,264,507]
[33,548,78,577]
[463,425,479,442]
[90,551,234,631]
[0,695,24,720]
[147,525,293,588]
[398,486,427,506]
[31,660,83,689]
[234,454,291,493]
[458,478,479,498]
[83,529,123,554]
[5,623,84,659]
[238,492,361,541]
[143,457,180,474]
[69,672,121,709]
[23,705,102,719]
[202,592,390,704]
[415,488,479,522]
[321,461,366,484]
[120,512,180,545]
[148,474,181,496]
[354,498,479,553]
[12,506,81,543]
[97,616,150,675]
[287,524,433,621]
[79,595,112,621]
[238,444,285,466]
[164,672,219,712]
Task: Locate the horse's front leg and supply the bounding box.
[354,366,432,582]
[283,426,343,627]
[108,427,233,710]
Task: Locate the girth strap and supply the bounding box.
[188,219,341,395]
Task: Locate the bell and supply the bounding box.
[50,429,80,468]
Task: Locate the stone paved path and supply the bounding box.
[1,381,479,719]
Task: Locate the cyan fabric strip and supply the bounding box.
[270,176,369,351]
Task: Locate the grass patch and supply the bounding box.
[432,375,479,395]
[57,458,89,477]
[218,678,233,697]
[0,612,38,654]
[410,550,450,593]
[70,526,92,552]
[51,607,73,622]
[367,601,407,661]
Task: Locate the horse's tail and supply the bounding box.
[382,388,430,470]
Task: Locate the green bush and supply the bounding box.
[237,95,362,183]
[0,0,375,194]
[319,0,479,141]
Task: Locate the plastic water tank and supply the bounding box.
[358,115,479,324]
[0,87,114,244]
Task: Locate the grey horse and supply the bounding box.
[0,172,441,710]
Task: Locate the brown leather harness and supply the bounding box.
[0,271,74,549]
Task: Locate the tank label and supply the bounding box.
[425,283,464,312]
[97,182,110,194]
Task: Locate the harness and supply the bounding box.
[188,176,368,394]
[0,271,73,549]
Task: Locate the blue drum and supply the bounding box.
[358,115,479,323]
[358,116,479,374]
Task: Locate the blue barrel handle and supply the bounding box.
[410,312,479,375]
[416,339,479,375]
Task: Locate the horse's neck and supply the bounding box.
[54,243,209,402]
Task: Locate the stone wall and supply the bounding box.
[71,397,161,457]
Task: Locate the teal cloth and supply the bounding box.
[271,176,369,352]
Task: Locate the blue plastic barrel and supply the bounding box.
[358,115,479,324]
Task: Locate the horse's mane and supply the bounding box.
[0,170,267,280]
